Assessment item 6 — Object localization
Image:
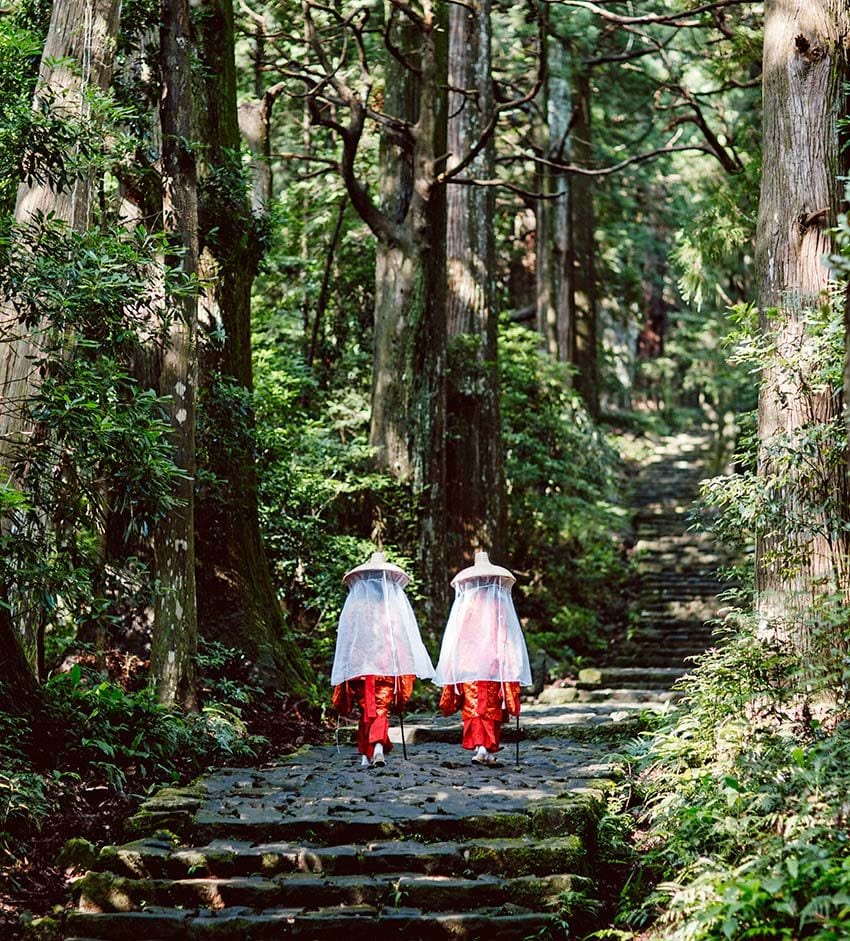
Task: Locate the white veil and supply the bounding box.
[330,571,435,686]
[433,575,532,687]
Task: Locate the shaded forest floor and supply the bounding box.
[0,695,327,939]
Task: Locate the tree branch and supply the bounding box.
[546,0,756,28]
[497,141,721,176]
[438,0,544,185]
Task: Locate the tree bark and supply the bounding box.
[0,581,38,711]
[370,12,419,480]
[0,0,121,684]
[151,0,199,709]
[193,0,311,694]
[367,2,449,632]
[636,182,669,409]
[755,0,850,648]
[570,69,600,418]
[445,0,505,566]
[535,20,571,363]
[0,0,122,472]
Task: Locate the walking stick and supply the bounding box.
[515,714,520,769]
[399,710,408,760]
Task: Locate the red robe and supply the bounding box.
[439,680,521,752]
[332,674,415,758]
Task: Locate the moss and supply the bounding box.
[20,915,61,941]
[577,667,603,685]
[530,799,599,842]
[465,836,585,876]
[508,873,577,908]
[74,870,155,912]
[123,808,193,839]
[566,716,649,742]
[55,837,97,873]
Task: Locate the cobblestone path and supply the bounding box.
[65,432,729,941]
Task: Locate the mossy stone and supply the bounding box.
[55,837,98,872]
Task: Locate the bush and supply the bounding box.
[617,618,850,940]
[0,660,265,862]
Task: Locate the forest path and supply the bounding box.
[65,431,731,940]
[610,429,732,670]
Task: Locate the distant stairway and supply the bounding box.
[607,430,733,676]
[535,432,734,716]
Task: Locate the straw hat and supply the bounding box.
[343,551,411,587]
[451,550,515,587]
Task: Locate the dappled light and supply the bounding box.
[4,0,850,938]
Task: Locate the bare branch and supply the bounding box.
[307,96,395,243]
[447,176,568,199]
[384,4,423,75]
[271,151,339,169]
[237,0,265,27]
[389,0,427,30]
[497,142,721,176]
[438,0,544,185]
[303,0,357,105]
[545,0,756,28]
[660,79,744,173]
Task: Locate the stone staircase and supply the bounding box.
[63,431,730,940]
[610,431,732,672]
[530,432,732,723]
[66,735,615,940]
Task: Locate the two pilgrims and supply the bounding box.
[331,549,531,767]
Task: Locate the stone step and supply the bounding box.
[625,622,716,633]
[576,666,689,688]
[638,589,726,599]
[630,625,717,636]
[139,796,601,848]
[626,625,715,638]
[638,581,727,592]
[578,687,682,704]
[613,650,710,663]
[95,835,587,880]
[609,654,703,668]
[636,564,732,576]
[75,869,584,914]
[625,637,713,648]
[67,906,556,940]
[536,687,681,705]
[397,708,664,746]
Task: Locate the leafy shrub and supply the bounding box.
[616,618,850,941]
[0,661,265,860]
[0,218,185,668]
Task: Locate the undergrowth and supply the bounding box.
[0,639,304,867]
[607,618,850,941]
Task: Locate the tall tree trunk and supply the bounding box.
[0,0,121,682]
[368,2,449,632]
[193,0,311,693]
[535,20,571,363]
[0,0,122,471]
[755,0,850,649]
[570,69,600,418]
[370,13,419,480]
[445,0,505,566]
[636,183,669,410]
[151,0,199,709]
